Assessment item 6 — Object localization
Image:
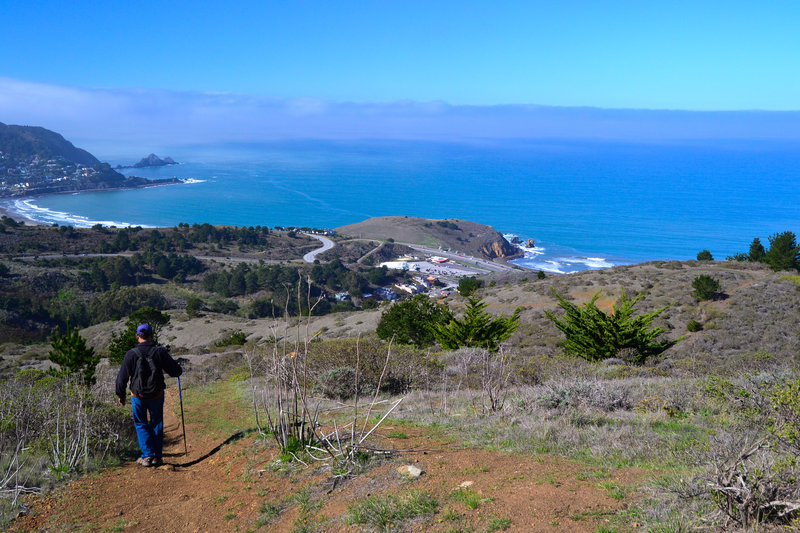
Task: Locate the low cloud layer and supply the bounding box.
[2,77,799,155]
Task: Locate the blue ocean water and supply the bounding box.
[8,139,800,273]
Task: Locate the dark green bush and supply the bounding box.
[697,250,714,261]
[692,274,721,301]
[687,319,703,332]
[457,276,483,297]
[215,330,248,347]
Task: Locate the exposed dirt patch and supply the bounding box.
[12,388,646,532]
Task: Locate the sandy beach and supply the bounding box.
[0,200,44,226]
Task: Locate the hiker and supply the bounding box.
[115,323,182,467]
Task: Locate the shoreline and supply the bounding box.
[0,201,46,226]
[0,179,186,227]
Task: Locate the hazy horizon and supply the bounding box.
[3,77,800,159]
[2,1,799,155]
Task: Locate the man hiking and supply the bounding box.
[115,323,182,467]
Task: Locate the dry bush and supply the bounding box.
[534,377,634,411]
[305,337,439,395]
[692,432,800,529]
[0,370,135,525]
[438,346,516,413]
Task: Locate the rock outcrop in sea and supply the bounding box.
[132,154,178,168]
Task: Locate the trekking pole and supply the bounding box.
[177,375,188,456]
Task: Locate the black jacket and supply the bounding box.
[115,341,182,400]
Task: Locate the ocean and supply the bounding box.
[6,139,800,273]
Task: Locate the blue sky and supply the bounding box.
[1,1,799,149]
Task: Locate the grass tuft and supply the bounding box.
[347,491,439,532]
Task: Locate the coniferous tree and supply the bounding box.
[748,237,767,263]
[765,231,800,272]
[434,298,520,352]
[545,288,681,364]
[107,307,170,364]
[49,321,100,385]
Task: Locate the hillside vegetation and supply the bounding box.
[2,220,800,532]
[0,122,99,166]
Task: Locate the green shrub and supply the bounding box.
[686,320,703,332]
[215,330,248,347]
[691,275,721,301]
[457,276,483,297]
[771,377,800,451]
[376,294,451,347]
[185,296,203,317]
[696,250,713,261]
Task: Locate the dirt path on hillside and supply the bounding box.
[11,388,645,533]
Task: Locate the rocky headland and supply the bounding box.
[336,216,522,261]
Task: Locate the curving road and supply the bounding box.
[302,233,335,263]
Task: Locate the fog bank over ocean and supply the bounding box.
[11,138,800,273]
[2,79,800,157]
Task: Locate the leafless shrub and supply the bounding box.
[244,279,403,480]
[438,346,517,414]
[535,377,633,412]
[0,370,135,525]
[693,432,800,529]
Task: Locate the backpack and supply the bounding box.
[131,346,161,398]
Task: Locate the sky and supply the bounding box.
[1,1,799,151]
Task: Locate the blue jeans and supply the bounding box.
[131,396,164,459]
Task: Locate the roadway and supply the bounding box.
[302,233,335,263]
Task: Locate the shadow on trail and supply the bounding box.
[173,428,258,468]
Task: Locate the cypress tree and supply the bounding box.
[49,321,100,385]
[545,288,681,364]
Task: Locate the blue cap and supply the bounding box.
[136,323,153,337]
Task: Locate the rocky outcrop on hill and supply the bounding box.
[480,238,519,260]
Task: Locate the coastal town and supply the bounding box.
[0,151,181,198]
[0,151,137,197]
[0,152,101,193]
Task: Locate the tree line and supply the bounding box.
[726,231,800,271]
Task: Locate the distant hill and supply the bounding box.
[336,216,521,261]
[0,122,99,166]
[0,123,181,198]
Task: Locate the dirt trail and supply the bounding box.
[12,388,644,532]
[11,388,260,533]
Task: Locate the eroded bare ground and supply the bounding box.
[11,388,645,533]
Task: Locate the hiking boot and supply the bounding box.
[136,457,153,467]
[151,457,163,467]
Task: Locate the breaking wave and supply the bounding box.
[5,199,150,228]
[504,233,629,274]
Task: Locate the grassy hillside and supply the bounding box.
[336,216,521,260]
[3,220,800,531]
